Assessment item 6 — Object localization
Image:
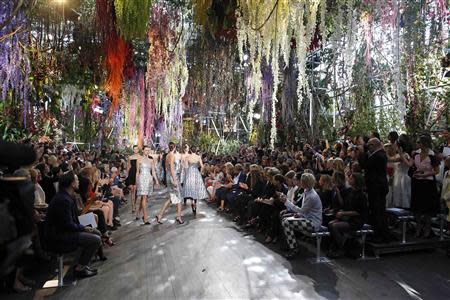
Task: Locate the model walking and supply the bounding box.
[155,142,184,224]
[182,145,208,215]
[126,145,140,213]
[136,145,160,225]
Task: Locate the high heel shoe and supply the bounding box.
[102,236,115,246]
[191,204,197,215]
[155,215,163,224]
[175,217,185,224]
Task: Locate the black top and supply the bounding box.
[343,190,369,228]
[318,189,333,209]
[358,149,388,192]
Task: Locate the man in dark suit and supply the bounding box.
[45,171,101,278]
[358,138,390,242]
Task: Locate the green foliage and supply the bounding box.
[114,0,152,41]
[0,102,29,141]
[346,48,376,137]
[197,132,219,152]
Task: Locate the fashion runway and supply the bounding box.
[24,189,450,299]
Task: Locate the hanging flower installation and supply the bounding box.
[146,1,189,144]
[96,0,133,112]
[114,0,152,41]
[0,0,32,127]
[237,0,325,147]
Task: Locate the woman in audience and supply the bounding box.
[233,164,265,224]
[333,158,346,174]
[29,169,46,206]
[317,174,333,211]
[327,171,351,217]
[327,173,368,258]
[285,171,299,202]
[216,163,235,211]
[78,167,116,231]
[410,134,439,238]
[279,173,323,259]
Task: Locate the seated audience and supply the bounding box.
[45,171,101,278]
[327,173,369,258]
[279,173,323,259]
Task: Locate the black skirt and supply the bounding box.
[410,178,439,215]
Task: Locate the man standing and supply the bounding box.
[45,171,101,278]
[358,138,390,242]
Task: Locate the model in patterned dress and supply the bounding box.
[126,145,141,213]
[155,142,185,224]
[136,146,160,225]
[181,145,208,215]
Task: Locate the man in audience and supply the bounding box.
[357,138,390,242]
[45,171,101,278]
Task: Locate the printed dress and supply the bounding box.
[137,162,153,196]
[166,159,182,204]
[182,162,209,200]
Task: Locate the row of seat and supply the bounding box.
[300,224,374,263]
[300,208,448,263]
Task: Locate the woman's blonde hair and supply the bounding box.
[333,158,345,173]
[301,173,316,190]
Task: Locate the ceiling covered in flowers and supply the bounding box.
[0,0,449,147]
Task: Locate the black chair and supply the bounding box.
[386,208,414,243]
[38,222,77,287]
[354,224,374,259]
[300,225,330,263]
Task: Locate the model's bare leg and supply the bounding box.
[130,185,137,212]
[157,199,172,219]
[141,195,149,223]
[176,203,184,223]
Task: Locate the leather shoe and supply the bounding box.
[285,249,300,260]
[74,268,97,278]
[86,266,98,273]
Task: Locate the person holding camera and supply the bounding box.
[45,171,101,278]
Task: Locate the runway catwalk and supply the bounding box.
[35,189,450,300]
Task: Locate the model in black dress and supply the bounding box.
[127,146,141,213]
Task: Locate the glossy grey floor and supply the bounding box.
[16,189,450,299]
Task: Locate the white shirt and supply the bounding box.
[34,183,46,205]
[286,186,299,202]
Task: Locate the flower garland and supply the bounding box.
[96,0,133,112]
[114,0,152,40]
[146,2,189,145]
[237,0,325,147]
[61,85,85,111]
[0,1,31,127]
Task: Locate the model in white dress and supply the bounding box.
[155,143,185,224]
[181,145,208,214]
[136,146,160,224]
